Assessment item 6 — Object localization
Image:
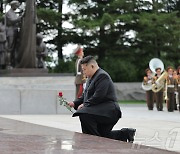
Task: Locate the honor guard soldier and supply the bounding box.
[166,66,177,112]
[143,68,154,110]
[74,45,86,99]
[153,68,164,111]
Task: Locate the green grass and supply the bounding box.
[118,100,146,104]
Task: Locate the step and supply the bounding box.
[0,117,177,154]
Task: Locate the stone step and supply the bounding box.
[0,117,177,154]
[0,68,73,77]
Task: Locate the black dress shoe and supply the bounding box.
[127,128,136,143]
[119,128,136,143]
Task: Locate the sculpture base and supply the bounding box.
[0,68,48,77]
[0,68,73,77]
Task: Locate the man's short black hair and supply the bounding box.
[80,55,95,64]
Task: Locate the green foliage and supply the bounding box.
[100,57,138,82]
[101,13,114,26]
[0,13,3,19]
[11,0,178,81]
[51,59,75,73]
[119,100,146,104]
[37,8,61,27]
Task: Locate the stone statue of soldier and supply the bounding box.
[36,33,48,68]
[0,16,7,69]
[5,0,23,68]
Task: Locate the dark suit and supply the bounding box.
[73,68,127,141]
[73,68,121,119]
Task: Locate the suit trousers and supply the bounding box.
[79,113,128,141]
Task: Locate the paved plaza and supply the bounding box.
[0,104,180,153]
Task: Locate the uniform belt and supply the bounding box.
[167,85,175,88]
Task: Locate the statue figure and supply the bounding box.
[0,16,7,69]
[1,0,45,69]
[5,0,22,67]
[36,33,48,68]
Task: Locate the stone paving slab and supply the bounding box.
[1,104,180,153]
[0,117,178,154]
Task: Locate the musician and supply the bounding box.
[166,66,177,112]
[143,68,154,110]
[173,69,178,110]
[74,45,86,99]
[153,68,164,111]
[176,66,180,111]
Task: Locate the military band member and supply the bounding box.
[166,66,177,112]
[143,68,154,110]
[74,45,86,99]
[173,69,178,110]
[153,68,164,111]
[176,66,180,111]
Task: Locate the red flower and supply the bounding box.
[59,92,63,97]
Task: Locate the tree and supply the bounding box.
[36,0,65,60]
[134,0,180,69]
[0,1,3,13]
[66,0,180,81]
[1,0,179,80]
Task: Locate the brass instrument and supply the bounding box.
[149,58,168,93]
[152,71,168,93]
[142,79,153,91]
[149,58,164,74]
[141,70,154,91]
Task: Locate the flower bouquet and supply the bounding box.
[58,92,74,113]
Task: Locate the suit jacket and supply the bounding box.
[73,68,122,119]
[75,58,85,84]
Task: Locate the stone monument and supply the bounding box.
[16,0,36,68]
[0,0,48,76]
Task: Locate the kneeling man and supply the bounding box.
[68,55,136,142]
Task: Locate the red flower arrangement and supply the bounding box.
[58,92,73,113]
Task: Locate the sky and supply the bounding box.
[62,1,77,56]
